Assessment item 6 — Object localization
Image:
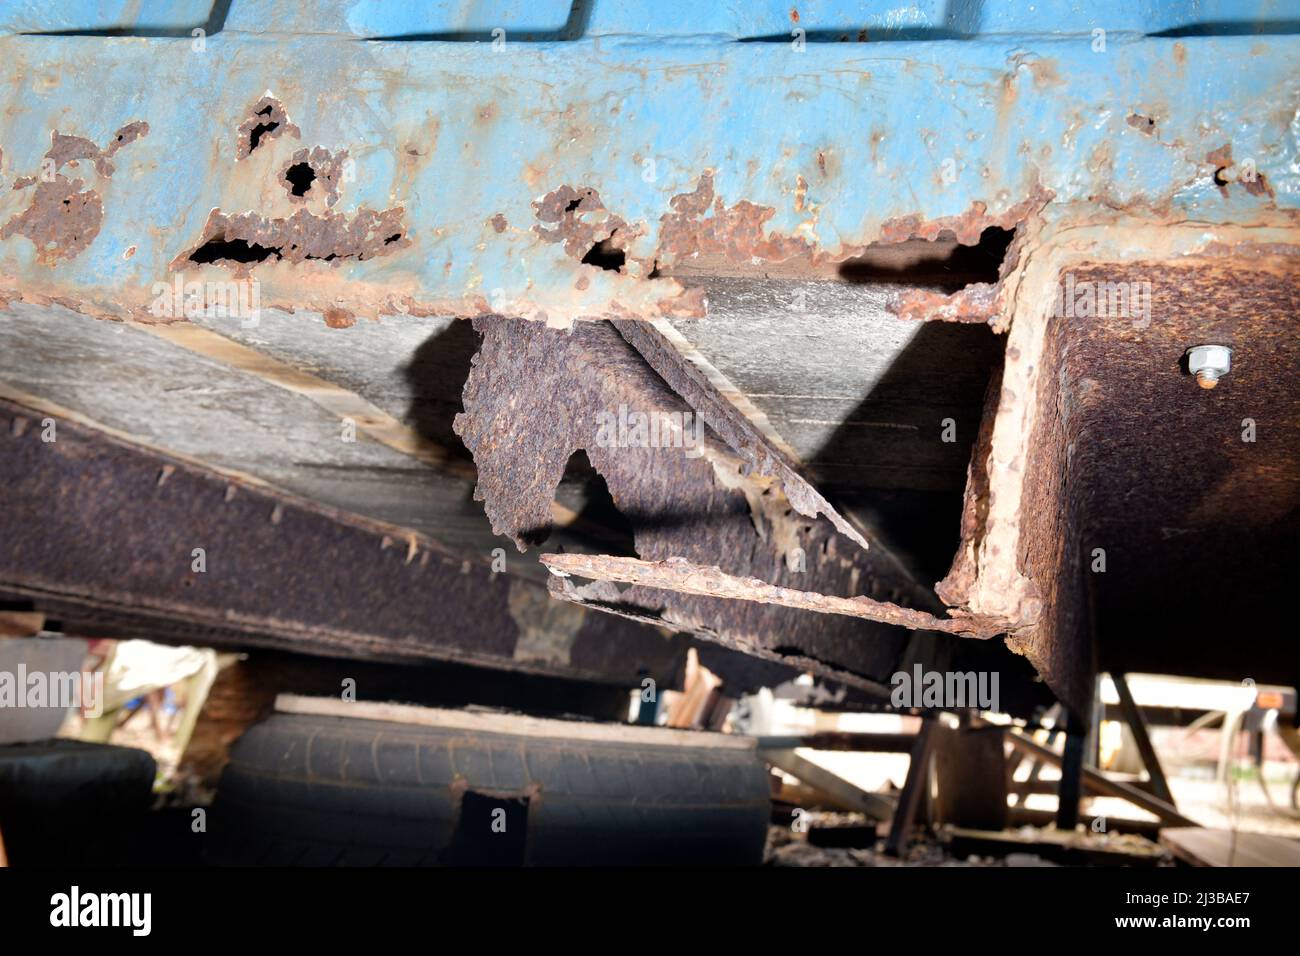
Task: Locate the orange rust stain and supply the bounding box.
[533,184,640,260]
[878,189,1047,246]
[656,170,812,265]
[1026,59,1061,89]
[323,307,357,329]
[0,121,148,265]
[1205,143,1274,199]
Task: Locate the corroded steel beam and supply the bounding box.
[0,397,689,687]
[0,25,1293,324]
[452,315,960,693]
[936,223,1300,713]
[613,317,871,552]
[541,553,1000,638]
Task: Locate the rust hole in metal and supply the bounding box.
[188,237,281,265]
[580,234,627,272]
[284,162,315,197]
[279,147,349,207]
[1126,113,1157,135]
[533,185,640,266]
[248,116,278,153]
[176,207,410,273]
[237,96,299,160]
[837,226,1014,293]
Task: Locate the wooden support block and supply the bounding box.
[933,722,1008,830]
[0,611,45,637]
[945,825,1167,867]
[1160,827,1300,867]
[761,748,897,821]
[884,718,936,856]
[1112,671,1175,806]
[1007,729,1198,828]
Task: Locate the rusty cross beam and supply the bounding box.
[451,316,974,694]
[541,553,1001,638]
[0,398,688,687]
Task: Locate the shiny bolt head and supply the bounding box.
[1186,344,1232,390]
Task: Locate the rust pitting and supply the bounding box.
[532,184,640,264]
[1206,143,1273,198]
[174,206,410,275]
[44,121,149,179]
[279,146,348,207]
[237,96,299,159]
[1126,113,1157,135]
[879,192,1047,247]
[656,170,812,264]
[0,122,149,265]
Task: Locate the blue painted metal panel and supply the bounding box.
[225,1,579,37]
[0,1,213,34]
[0,3,1294,325]
[592,0,1300,40]
[6,1,1295,37]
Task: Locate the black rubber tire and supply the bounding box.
[207,711,770,866]
[0,739,156,865]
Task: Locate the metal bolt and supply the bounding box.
[1185,344,1232,390]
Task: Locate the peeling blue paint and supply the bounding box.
[0,2,1295,323]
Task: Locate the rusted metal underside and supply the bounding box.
[612,318,871,551]
[0,15,1295,716]
[541,553,1000,638]
[933,225,1300,713]
[0,397,690,687]
[444,218,1300,716]
[1034,257,1298,694]
[451,315,966,695]
[3,218,1295,716]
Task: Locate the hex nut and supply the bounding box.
[1186,344,1232,390]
